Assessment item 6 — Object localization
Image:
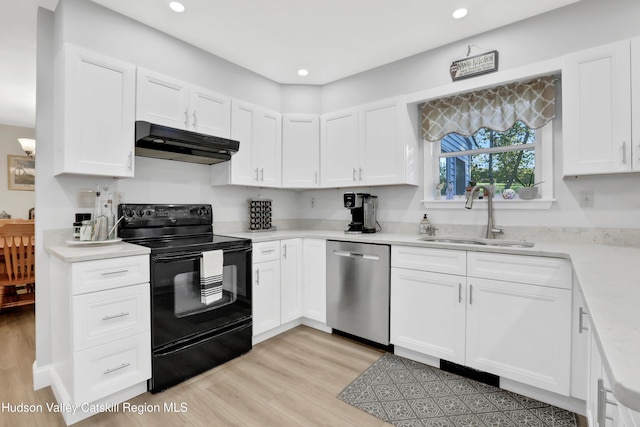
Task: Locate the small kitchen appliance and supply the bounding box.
[344,192,378,234]
[118,204,252,393]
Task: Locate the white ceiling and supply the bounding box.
[1,0,581,128]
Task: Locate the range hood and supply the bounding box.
[135,121,239,165]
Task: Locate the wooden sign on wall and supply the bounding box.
[450,50,499,81]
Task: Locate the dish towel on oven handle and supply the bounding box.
[201,250,224,304]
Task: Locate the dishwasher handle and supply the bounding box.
[332,250,380,261]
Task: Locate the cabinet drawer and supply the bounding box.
[253,241,281,263]
[467,252,571,289]
[73,283,150,351]
[71,255,150,295]
[73,332,151,404]
[392,245,466,275]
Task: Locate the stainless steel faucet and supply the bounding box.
[465,185,503,239]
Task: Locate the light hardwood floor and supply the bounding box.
[0,307,390,426]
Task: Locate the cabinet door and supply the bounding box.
[189,85,231,138]
[280,239,303,324]
[256,108,282,187]
[302,239,326,323]
[465,277,571,395]
[632,37,640,173]
[282,115,320,188]
[136,68,190,130]
[390,268,466,365]
[56,44,136,177]
[359,97,407,185]
[320,108,359,187]
[228,100,259,185]
[587,331,601,427]
[252,259,281,336]
[562,40,632,175]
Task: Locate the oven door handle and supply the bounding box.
[153,253,203,263]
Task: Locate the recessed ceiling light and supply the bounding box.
[297,69,309,77]
[169,1,185,13]
[452,8,468,19]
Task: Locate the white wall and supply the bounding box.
[0,124,35,219]
[299,0,640,230]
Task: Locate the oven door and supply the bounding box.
[150,245,251,349]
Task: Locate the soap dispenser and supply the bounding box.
[419,214,431,234]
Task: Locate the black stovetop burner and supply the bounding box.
[117,203,250,253]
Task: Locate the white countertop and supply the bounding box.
[43,227,640,410]
[226,229,640,411]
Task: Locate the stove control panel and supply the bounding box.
[118,204,212,228]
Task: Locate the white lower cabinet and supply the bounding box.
[50,254,151,425]
[280,238,303,324]
[465,277,571,395]
[587,329,640,427]
[252,241,282,336]
[252,238,325,342]
[302,239,326,323]
[391,268,466,365]
[391,246,572,396]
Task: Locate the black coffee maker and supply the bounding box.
[344,192,378,234]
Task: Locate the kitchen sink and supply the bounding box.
[417,236,534,248]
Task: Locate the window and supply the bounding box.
[425,120,553,207]
[438,121,539,198]
[420,76,557,208]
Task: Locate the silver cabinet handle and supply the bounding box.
[261,248,276,253]
[101,269,129,276]
[102,312,130,321]
[579,307,589,333]
[255,268,260,285]
[598,378,605,427]
[469,284,473,305]
[622,141,627,164]
[359,167,363,181]
[353,168,357,181]
[598,378,618,426]
[260,168,264,181]
[314,171,318,184]
[254,168,259,181]
[282,244,287,259]
[128,151,133,170]
[192,111,198,128]
[184,109,189,127]
[104,362,130,375]
[458,283,462,303]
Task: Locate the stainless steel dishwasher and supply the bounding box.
[326,240,391,346]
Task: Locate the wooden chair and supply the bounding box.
[0,223,35,312]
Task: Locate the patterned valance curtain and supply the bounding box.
[420,76,557,142]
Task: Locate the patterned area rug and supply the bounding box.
[338,353,578,427]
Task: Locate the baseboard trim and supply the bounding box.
[32,361,52,390]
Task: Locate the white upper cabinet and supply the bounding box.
[211,99,282,187]
[359,97,416,186]
[562,39,634,175]
[320,96,418,188]
[136,67,231,138]
[320,107,360,187]
[54,44,136,177]
[189,85,232,138]
[282,115,320,188]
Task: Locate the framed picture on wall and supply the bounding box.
[7,155,35,191]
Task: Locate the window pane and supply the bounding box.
[441,121,536,153]
[438,149,535,197]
